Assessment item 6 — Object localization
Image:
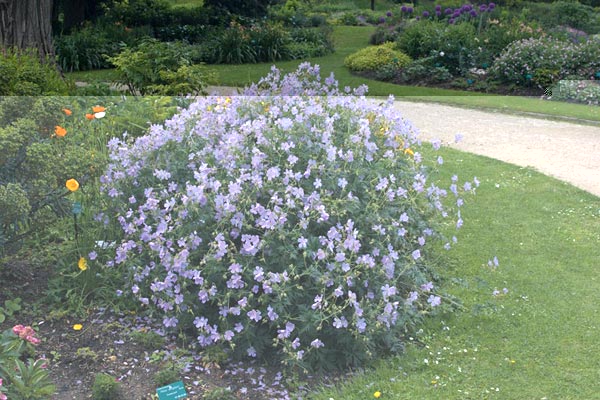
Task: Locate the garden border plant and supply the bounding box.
[90,63,479,373]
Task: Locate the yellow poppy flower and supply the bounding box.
[55,125,67,137]
[85,113,95,120]
[73,324,83,331]
[92,105,106,113]
[63,108,72,116]
[404,148,414,156]
[65,179,79,192]
[78,257,88,271]
[374,391,382,398]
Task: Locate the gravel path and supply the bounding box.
[391,101,600,197]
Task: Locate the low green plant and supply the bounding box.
[0,326,55,400]
[344,42,411,73]
[0,49,71,95]
[548,79,600,105]
[0,298,22,324]
[54,20,151,72]
[399,55,454,84]
[91,373,121,400]
[398,21,477,75]
[203,387,237,400]
[130,330,165,350]
[109,39,212,95]
[153,366,181,387]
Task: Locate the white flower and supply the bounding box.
[94,111,106,119]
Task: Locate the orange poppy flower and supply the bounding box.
[63,108,72,116]
[92,105,106,113]
[85,113,95,120]
[65,178,79,192]
[55,125,67,137]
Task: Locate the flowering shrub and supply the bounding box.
[0,326,55,399]
[548,79,600,105]
[490,36,600,86]
[490,37,576,85]
[98,63,477,371]
[344,42,411,74]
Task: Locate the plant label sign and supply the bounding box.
[156,381,187,400]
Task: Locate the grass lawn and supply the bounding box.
[310,147,600,399]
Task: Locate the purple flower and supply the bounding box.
[378,16,386,24]
[407,7,413,13]
[311,338,324,348]
[247,346,257,357]
[444,7,453,14]
[401,5,407,12]
[386,11,392,17]
[88,251,97,260]
[247,309,262,322]
[423,11,430,17]
[469,9,477,17]
[412,249,421,260]
[489,2,495,10]
[479,4,487,12]
[421,282,434,292]
[435,5,441,11]
[427,295,441,307]
[406,291,419,305]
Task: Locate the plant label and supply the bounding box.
[156,381,187,400]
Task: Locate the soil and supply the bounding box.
[0,258,346,400]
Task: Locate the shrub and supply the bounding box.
[109,39,212,95]
[204,21,296,64]
[490,37,579,85]
[54,21,151,72]
[400,57,454,83]
[548,79,600,105]
[0,49,71,95]
[153,367,180,387]
[95,63,478,371]
[91,373,121,400]
[519,1,600,34]
[286,27,334,59]
[344,42,412,73]
[0,97,96,253]
[369,26,400,45]
[398,21,477,75]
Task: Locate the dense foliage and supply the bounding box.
[93,64,477,371]
[344,42,411,73]
[0,49,71,95]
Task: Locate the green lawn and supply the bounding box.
[309,148,600,399]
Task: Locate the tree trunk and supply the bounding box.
[0,0,54,58]
[371,0,375,11]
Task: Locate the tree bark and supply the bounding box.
[0,0,54,58]
[371,0,375,11]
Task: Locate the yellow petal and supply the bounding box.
[78,257,88,271]
[73,324,83,331]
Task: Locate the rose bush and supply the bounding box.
[96,64,477,371]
